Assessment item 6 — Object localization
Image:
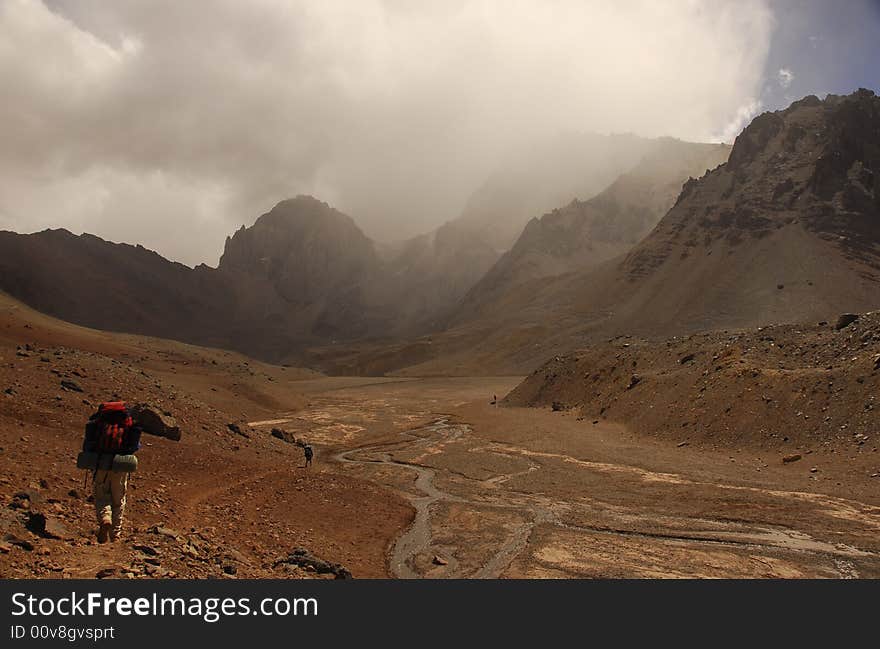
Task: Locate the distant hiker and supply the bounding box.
[79,402,141,543]
[490,394,497,406]
[303,444,314,468]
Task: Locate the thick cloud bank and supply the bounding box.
[1,0,774,265]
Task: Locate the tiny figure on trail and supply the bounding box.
[303,443,314,468]
[78,401,141,543]
[490,394,497,406]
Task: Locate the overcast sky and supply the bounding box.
[1,0,879,266]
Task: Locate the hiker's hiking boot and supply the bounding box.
[109,529,121,543]
[97,521,112,544]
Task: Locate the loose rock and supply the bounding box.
[275,547,352,579]
[835,313,859,330]
[150,525,181,540]
[3,534,34,551]
[133,544,160,556]
[60,379,83,392]
[227,423,250,438]
[271,428,297,444]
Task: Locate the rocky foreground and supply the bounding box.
[0,295,409,579]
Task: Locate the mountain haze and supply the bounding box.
[451,133,661,252]
[312,90,880,376]
[0,133,715,364]
[453,138,731,324]
[1,91,878,376]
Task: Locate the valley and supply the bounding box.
[2,89,880,580]
[290,378,880,578]
[2,290,878,579]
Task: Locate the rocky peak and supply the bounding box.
[623,89,880,281]
[218,196,378,303]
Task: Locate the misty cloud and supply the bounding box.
[778,67,794,88]
[1,0,776,265]
[716,98,764,144]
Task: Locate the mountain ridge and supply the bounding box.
[3,91,877,375]
[308,89,880,376]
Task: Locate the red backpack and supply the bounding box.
[94,402,133,454]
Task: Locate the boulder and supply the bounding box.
[26,511,72,539]
[12,489,41,510]
[3,533,34,551]
[43,516,72,540]
[275,547,352,579]
[227,423,250,438]
[133,544,160,556]
[835,313,859,330]
[131,403,181,441]
[60,379,83,392]
[271,428,297,444]
[150,525,182,540]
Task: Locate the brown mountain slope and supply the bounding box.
[220,196,378,305]
[0,290,416,579]
[453,139,731,323]
[0,196,473,362]
[368,132,687,335]
[0,197,393,362]
[375,133,698,335]
[509,89,880,366]
[606,89,880,334]
[503,313,880,473]
[377,221,500,332]
[217,196,389,349]
[453,133,658,252]
[0,228,235,347]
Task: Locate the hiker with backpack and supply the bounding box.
[303,443,314,468]
[79,402,142,543]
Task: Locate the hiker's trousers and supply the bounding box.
[93,470,128,533]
